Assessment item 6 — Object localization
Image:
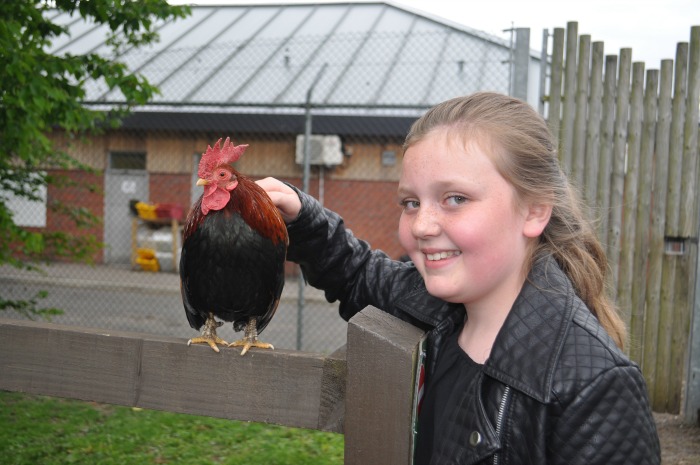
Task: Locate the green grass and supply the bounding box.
[0,391,344,465]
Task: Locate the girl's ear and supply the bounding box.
[523,203,552,238]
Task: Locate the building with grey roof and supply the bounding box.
[43,2,541,265]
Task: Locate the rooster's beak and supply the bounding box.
[196,178,210,186]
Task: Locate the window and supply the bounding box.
[3,171,47,227]
[109,152,146,170]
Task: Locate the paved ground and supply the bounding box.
[0,262,346,353]
[0,262,324,300]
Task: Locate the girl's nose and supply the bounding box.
[411,206,440,238]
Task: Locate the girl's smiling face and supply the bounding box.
[398,128,547,313]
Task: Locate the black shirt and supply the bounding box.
[414,326,482,464]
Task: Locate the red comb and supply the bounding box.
[198,137,248,178]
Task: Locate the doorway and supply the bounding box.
[104,152,148,264]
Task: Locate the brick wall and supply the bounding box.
[149,172,192,218]
[288,177,405,260]
[46,169,104,262]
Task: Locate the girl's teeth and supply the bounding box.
[426,251,461,261]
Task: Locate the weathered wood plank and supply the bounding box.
[670,25,700,413]
[318,345,347,433]
[617,61,645,328]
[665,42,688,237]
[680,26,700,238]
[607,47,632,298]
[571,34,590,187]
[547,27,565,143]
[629,68,659,363]
[618,61,645,329]
[596,54,618,244]
[640,61,673,368]
[344,307,425,465]
[584,41,604,204]
[654,42,690,410]
[0,318,344,432]
[560,22,579,172]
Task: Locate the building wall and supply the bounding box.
[44,129,408,265]
[315,178,404,258]
[45,169,104,262]
[150,173,190,208]
[273,176,405,260]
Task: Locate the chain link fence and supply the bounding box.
[2,25,526,354]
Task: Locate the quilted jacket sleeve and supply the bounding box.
[284,186,425,325]
[548,365,661,464]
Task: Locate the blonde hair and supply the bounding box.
[403,92,626,349]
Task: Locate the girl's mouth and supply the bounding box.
[425,250,462,261]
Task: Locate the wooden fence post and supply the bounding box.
[546,27,565,143]
[560,21,578,171]
[542,21,700,417]
[607,47,632,299]
[344,307,426,465]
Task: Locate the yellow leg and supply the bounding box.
[188,313,229,353]
[228,318,274,356]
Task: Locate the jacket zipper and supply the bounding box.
[492,385,512,465]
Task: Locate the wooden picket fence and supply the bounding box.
[544,22,700,413]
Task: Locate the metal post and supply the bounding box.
[297,63,328,351]
[512,27,530,101]
[538,28,550,116]
[504,24,514,96]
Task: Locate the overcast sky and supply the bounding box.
[173,0,698,68]
[394,0,698,68]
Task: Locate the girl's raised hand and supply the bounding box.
[256,177,302,223]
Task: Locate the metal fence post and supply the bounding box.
[512,27,530,101]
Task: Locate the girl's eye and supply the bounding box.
[445,195,467,206]
[400,199,420,211]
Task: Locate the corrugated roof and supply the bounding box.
[50,2,528,115]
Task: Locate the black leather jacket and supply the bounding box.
[286,187,660,464]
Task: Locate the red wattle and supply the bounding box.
[202,188,230,215]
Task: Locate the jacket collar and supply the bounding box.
[396,255,576,403]
[393,271,463,328]
[483,255,575,403]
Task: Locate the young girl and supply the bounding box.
[258,92,660,464]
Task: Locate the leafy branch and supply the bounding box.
[0,0,191,319]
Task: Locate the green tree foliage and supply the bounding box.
[0,0,191,317]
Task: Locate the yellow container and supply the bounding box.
[135,202,158,220]
[136,256,159,272]
[136,247,159,271]
[136,248,156,259]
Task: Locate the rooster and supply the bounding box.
[180,137,288,355]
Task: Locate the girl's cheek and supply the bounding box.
[398,218,413,250]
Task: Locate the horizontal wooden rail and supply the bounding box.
[0,307,425,464]
[0,317,345,432]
